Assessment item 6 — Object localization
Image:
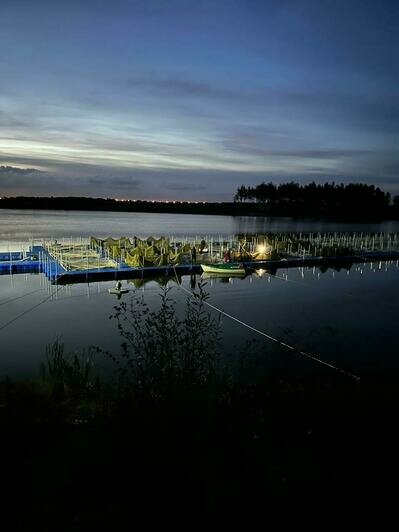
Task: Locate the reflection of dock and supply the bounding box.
[1,245,398,284]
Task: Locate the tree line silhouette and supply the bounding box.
[0,182,398,219]
[234,181,396,217]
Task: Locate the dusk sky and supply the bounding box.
[0,0,398,200]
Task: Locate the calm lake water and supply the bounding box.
[0,209,398,379]
[1,209,399,247]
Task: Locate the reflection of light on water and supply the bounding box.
[256,268,266,278]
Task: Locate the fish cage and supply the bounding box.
[41,232,399,272]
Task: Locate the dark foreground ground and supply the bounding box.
[1,368,399,529]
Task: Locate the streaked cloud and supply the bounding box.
[0,0,397,198]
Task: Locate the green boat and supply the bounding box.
[201,263,246,275]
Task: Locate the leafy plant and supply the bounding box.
[109,281,221,396]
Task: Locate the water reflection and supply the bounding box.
[0,259,398,379]
[128,276,180,289]
[2,209,399,245]
[233,216,399,235]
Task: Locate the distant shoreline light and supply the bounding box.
[114,198,207,204]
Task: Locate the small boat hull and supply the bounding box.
[201,272,246,280]
[108,288,130,295]
[201,263,246,275]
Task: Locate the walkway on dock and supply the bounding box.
[1,230,399,284]
[1,244,399,283]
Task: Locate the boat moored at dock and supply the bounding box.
[201,263,246,275]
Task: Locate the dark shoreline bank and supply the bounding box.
[1,196,398,221]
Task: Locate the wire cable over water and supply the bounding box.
[0,287,45,307]
[173,266,360,381]
[0,286,64,333]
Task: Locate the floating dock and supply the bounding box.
[1,245,398,284]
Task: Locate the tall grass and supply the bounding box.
[40,339,99,398]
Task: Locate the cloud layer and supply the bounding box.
[0,0,398,199]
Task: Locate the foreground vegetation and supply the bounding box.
[1,286,398,527]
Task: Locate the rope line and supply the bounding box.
[0,287,45,307]
[174,266,360,381]
[0,287,63,333]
